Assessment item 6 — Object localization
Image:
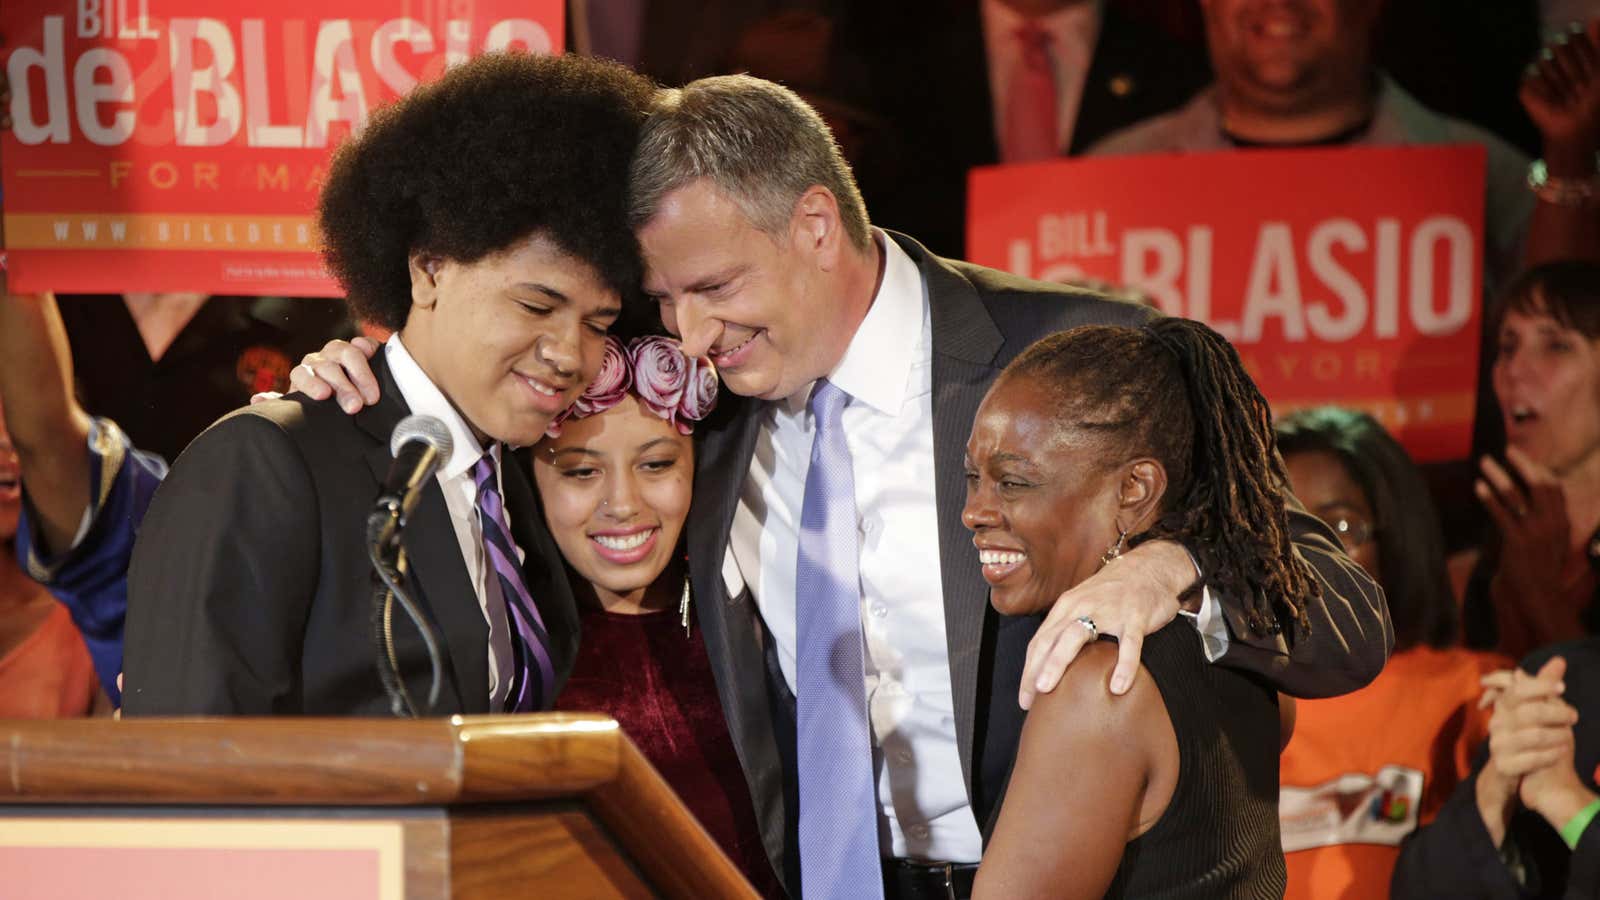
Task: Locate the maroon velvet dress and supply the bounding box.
[554,606,781,896]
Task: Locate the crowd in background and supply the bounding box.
[2,1,1599,898]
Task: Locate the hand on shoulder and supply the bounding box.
[288,336,383,413]
[1020,539,1191,709]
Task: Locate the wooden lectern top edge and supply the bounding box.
[0,713,624,806]
[591,733,764,900]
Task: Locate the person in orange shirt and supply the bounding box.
[0,393,100,718]
[1275,407,1511,900]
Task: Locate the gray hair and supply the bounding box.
[628,74,872,251]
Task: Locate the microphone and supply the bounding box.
[369,414,453,552]
[367,413,452,717]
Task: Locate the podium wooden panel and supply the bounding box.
[0,714,760,899]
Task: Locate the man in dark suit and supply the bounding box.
[835,0,1212,259]
[627,74,1391,898]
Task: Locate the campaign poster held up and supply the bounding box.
[0,0,563,296]
[967,145,1486,463]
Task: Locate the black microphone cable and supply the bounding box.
[367,514,444,716]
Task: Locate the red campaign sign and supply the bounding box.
[967,145,1486,463]
[0,0,563,296]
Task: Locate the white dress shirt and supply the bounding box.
[729,231,985,861]
[982,0,1101,157]
[385,335,517,708]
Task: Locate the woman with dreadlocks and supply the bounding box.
[966,318,1312,899]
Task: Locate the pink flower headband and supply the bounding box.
[545,335,719,438]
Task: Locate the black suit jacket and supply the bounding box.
[840,1,1212,259]
[687,231,1393,895]
[122,352,579,716]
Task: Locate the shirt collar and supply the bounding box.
[783,229,925,418]
[384,333,494,481]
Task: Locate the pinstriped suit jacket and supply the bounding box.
[685,230,1393,896]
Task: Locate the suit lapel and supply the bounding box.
[889,232,1005,790]
[689,394,763,583]
[397,474,491,714]
[1071,1,1128,154]
[687,393,792,878]
[356,353,490,715]
[1070,4,1212,154]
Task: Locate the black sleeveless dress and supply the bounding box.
[985,621,1286,898]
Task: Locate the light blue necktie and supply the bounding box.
[795,380,884,899]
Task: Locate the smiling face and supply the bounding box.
[638,179,853,402]
[532,394,694,603]
[1493,306,1600,475]
[401,231,622,447]
[1202,0,1378,109]
[961,376,1131,617]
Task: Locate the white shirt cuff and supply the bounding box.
[1175,547,1229,662]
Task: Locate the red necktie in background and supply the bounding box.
[1003,22,1059,163]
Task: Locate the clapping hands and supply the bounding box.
[1474,657,1594,847]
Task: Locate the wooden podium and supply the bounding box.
[0,714,760,899]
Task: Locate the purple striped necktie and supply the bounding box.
[472,452,555,712]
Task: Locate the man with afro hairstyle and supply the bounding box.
[121,52,656,717]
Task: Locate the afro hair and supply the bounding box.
[318,52,656,331]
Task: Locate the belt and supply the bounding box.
[881,858,979,900]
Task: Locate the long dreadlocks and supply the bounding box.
[1001,317,1316,638]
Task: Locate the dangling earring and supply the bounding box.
[1100,526,1128,567]
[680,575,693,639]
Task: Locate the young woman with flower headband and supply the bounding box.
[537,334,778,894]
[534,334,714,628]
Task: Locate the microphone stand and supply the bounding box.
[367,503,445,717]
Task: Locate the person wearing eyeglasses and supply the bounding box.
[1271,407,1512,900]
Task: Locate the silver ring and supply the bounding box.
[1075,615,1098,641]
[298,362,316,380]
